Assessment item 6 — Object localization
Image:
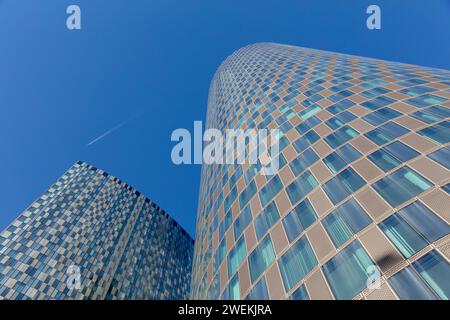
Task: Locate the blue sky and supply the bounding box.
[0,0,449,237]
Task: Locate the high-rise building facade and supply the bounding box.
[0,161,194,300]
[191,43,450,300]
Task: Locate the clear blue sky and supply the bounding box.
[0,0,449,237]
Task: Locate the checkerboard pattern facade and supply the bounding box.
[0,161,194,300]
[191,43,450,300]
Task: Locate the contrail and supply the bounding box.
[86,111,146,147]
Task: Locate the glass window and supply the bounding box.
[411,106,450,124]
[279,236,317,291]
[428,146,450,170]
[290,285,309,300]
[324,126,358,149]
[323,199,371,247]
[326,117,344,130]
[286,171,318,205]
[259,175,283,207]
[368,149,401,172]
[443,183,450,194]
[380,122,409,139]
[337,111,357,123]
[290,148,319,176]
[283,210,304,243]
[304,130,320,145]
[294,199,318,230]
[234,206,252,240]
[228,237,247,277]
[300,105,322,120]
[398,201,450,243]
[249,235,276,283]
[224,187,238,213]
[322,168,366,205]
[405,94,447,108]
[384,141,419,162]
[389,267,438,300]
[400,85,434,97]
[255,202,280,240]
[364,107,401,126]
[322,241,375,300]
[215,238,227,268]
[327,99,354,114]
[365,122,409,146]
[245,277,269,300]
[362,96,395,110]
[323,153,346,173]
[372,167,432,207]
[337,144,362,163]
[365,128,392,145]
[239,181,257,209]
[223,274,240,300]
[323,212,353,248]
[413,251,450,300]
[282,198,318,243]
[418,120,450,144]
[379,214,428,258]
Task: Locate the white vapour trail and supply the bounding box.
[86,111,146,147]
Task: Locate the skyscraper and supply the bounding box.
[191,43,450,300]
[0,161,194,300]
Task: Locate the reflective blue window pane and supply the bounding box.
[413,251,450,300]
[324,126,358,149]
[223,274,240,300]
[405,94,447,108]
[322,241,375,300]
[336,144,362,163]
[411,106,450,124]
[379,214,428,258]
[227,237,247,277]
[323,153,346,173]
[290,148,319,176]
[372,167,432,207]
[323,168,366,205]
[389,267,438,300]
[286,171,318,205]
[215,238,227,269]
[368,149,401,172]
[255,202,280,240]
[282,211,303,243]
[398,201,450,243]
[322,177,348,204]
[304,130,320,145]
[239,181,257,209]
[249,235,276,283]
[428,146,450,170]
[279,236,317,291]
[290,284,309,300]
[338,199,372,233]
[362,96,395,110]
[323,199,371,248]
[293,199,318,230]
[259,175,283,207]
[418,120,450,144]
[365,128,392,145]
[384,141,419,162]
[379,122,409,139]
[245,277,269,300]
[443,183,450,194]
[234,206,252,240]
[323,212,353,247]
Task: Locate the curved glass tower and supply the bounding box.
[191,43,450,300]
[0,161,194,300]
